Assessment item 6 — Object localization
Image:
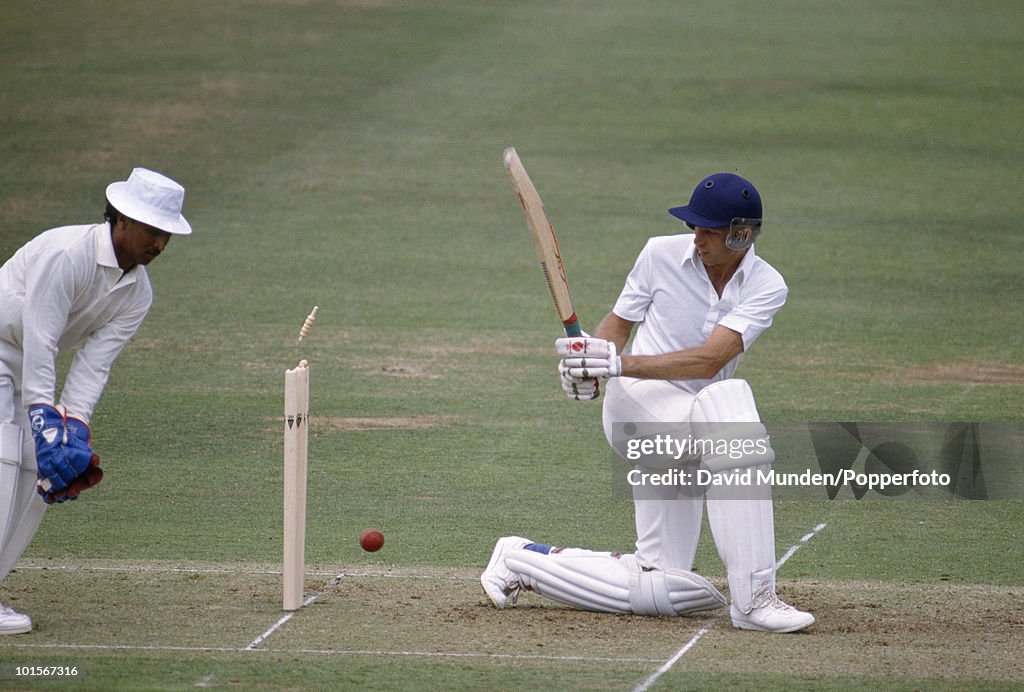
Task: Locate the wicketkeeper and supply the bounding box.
[0,168,191,634]
[483,173,815,633]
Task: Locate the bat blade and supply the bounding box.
[502,147,582,337]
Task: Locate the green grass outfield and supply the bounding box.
[1,1,1022,689]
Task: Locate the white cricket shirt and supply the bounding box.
[0,223,152,421]
[612,234,787,394]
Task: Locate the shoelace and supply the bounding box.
[750,586,794,612]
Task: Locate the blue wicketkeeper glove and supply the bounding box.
[65,416,100,467]
[29,404,97,495]
[41,416,103,504]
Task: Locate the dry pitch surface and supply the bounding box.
[2,558,1021,689]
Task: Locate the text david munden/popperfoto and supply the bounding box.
[627,467,952,491]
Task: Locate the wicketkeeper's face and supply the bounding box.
[112,217,173,270]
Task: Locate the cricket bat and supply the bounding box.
[502,147,583,337]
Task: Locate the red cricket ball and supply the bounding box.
[360,528,385,552]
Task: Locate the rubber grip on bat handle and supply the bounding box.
[562,314,583,337]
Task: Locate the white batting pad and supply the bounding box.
[690,379,775,472]
[627,556,726,616]
[0,423,24,546]
[0,423,21,462]
[706,462,777,612]
[692,379,760,422]
[0,427,45,581]
[505,548,724,616]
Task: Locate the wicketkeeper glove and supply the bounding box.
[44,416,104,503]
[29,404,99,495]
[41,462,103,504]
[555,336,622,379]
[64,416,100,468]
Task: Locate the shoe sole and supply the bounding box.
[731,614,815,633]
[0,623,32,635]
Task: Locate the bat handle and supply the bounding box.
[562,315,583,337]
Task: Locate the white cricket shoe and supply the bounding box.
[480,536,532,608]
[0,602,31,635]
[730,587,814,633]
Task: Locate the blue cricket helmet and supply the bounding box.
[668,173,763,250]
[669,172,762,227]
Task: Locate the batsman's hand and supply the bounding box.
[560,366,600,401]
[556,337,622,379]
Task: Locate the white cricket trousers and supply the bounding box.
[601,376,777,611]
[0,371,47,583]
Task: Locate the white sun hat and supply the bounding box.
[105,167,192,235]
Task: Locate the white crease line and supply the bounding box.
[245,595,319,650]
[266,648,660,664]
[776,522,827,569]
[337,571,475,581]
[0,643,244,653]
[633,521,828,691]
[12,563,477,581]
[632,623,712,692]
[0,641,661,664]
[15,563,289,576]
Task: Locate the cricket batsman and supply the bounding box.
[0,168,191,634]
[482,172,815,633]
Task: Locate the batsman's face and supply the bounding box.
[693,226,742,267]
[113,217,172,271]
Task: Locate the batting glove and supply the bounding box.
[555,336,612,359]
[556,337,622,379]
[559,366,600,401]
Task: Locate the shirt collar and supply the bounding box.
[682,239,700,267]
[95,222,142,284]
[681,237,758,285]
[734,244,758,283]
[95,222,120,270]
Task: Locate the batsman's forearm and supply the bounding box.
[618,326,744,381]
[593,312,633,354]
[619,350,722,381]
